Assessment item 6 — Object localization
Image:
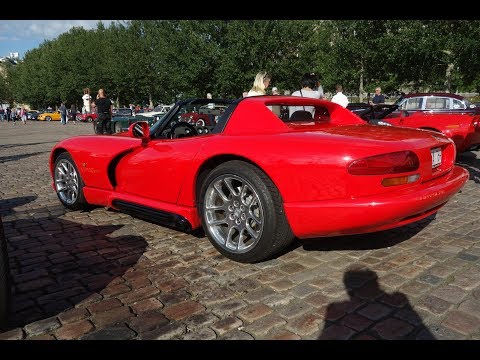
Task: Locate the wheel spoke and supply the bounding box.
[246,223,260,239]
[213,181,229,202]
[224,178,239,197]
[225,226,237,250]
[208,218,227,226]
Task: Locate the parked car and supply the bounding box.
[135,104,172,118]
[111,116,155,134]
[26,110,40,121]
[77,112,98,123]
[0,216,11,330]
[49,96,468,263]
[348,102,480,153]
[37,110,61,121]
[385,92,479,118]
[180,104,229,126]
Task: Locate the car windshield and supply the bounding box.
[149,99,234,138]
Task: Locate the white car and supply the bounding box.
[135,104,172,118]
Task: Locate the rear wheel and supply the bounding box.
[87,116,93,123]
[198,160,294,263]
[54,152,89,210]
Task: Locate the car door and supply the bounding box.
[114,136,207,205]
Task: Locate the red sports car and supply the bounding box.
[353,103,480,153]
[378,112,480,153]
[76,112,98,123]
[49,97,469,263]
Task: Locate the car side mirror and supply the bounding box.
[128,121,150,144]
[401,110,410,117]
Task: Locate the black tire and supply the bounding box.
[46,116,52,122]
[87,116,93,123]
[197,160,294,263]
[0,216,11,331]
[53,152,89,211]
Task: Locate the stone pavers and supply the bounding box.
[0,120,479,339]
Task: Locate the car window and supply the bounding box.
[452,99,465,109]
[402,98,423,110]
[425,97,449,110]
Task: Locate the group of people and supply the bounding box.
[0,106,27,124]
[58,88,113,134]
[244,71,385,115]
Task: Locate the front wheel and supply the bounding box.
[46,116,52,122]
[197,160,294,263]
[54,152,89,210]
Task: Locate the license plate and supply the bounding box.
[431,148,442,168]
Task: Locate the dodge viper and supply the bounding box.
[50,96,469,263]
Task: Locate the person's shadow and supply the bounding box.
[319,267,435,340]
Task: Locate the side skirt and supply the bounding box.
[111,199,192,233]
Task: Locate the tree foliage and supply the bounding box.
[5,19,480,109]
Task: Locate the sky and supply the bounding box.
[0,20,126,59]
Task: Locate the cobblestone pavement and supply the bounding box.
[0,120,479,340]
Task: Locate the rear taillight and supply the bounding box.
[348,151,420,175]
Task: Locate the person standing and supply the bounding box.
[20,107,26,125]
[289,72,322,117]
[59,102,67,125]
[5,107,11,123]
[91,88,113,135]
[371,87,385,104]
[70,103,77,125]
[331,84,349,108]
[246,71,271,97]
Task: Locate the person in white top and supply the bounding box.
[289,72,322,117]
[331,84,349,108]
[246,71,271,97]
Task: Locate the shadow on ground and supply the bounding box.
[270,214,436,260]
[457,151,480,183]
[0,152,49,164]
[318,267,436,340]
[1,196,147,330]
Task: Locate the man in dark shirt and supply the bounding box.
[91,88,113,134]
[371,87,385,104]
[59,102,67,125]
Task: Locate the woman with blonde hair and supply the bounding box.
[246,71,271,97]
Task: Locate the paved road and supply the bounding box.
[0,120,479,340]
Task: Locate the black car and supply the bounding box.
[26,110,40,121]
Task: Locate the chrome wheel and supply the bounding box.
[204,174,264,254]
[55,159,79,205]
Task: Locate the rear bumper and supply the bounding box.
[284,165,469,238]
